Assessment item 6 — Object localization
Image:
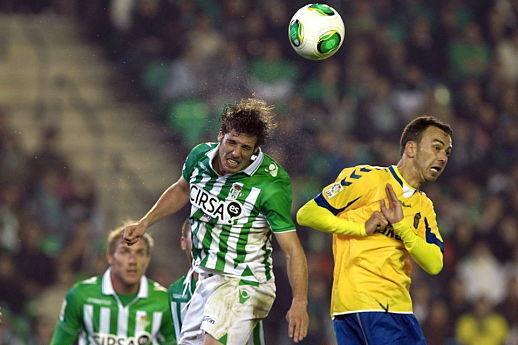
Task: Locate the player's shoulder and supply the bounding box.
[167,275,187,293]
[258,153,289,181]
[147,278,169,298]
[66,275,101,300]
[187,142,217,159]
[73,275,101,289]
[337,164,387,182]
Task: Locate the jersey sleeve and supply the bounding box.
[297,166,374,236]
[182,143,209,181]
[392,198,444,275]
[261,174,296,233]
[50,287,82,345]
[167,280,181,344]
[159,299,176,345]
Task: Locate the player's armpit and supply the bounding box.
[296,199,366,236]
[392,220,443,275]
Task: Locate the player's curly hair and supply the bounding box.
[107,221,154,255]
[220,98,277,147]
[400,116,453,155]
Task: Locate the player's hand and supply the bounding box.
[122,220,148,246]
[365,211,389,234]
[380,184,403,224]
[286,300,309,343]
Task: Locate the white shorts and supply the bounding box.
[179,274,275,345]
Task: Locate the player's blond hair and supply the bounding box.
[107,221,154,255]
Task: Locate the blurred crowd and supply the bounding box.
[2,0,518,344]
[0,112,102,344]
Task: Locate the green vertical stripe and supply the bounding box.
[191,220,203,265]
[214,176,235,270]
[127,309,135,337]
[197,173,219,265]
[175,302,183,330]
[233,188,260,267]
[92,305,100,333]
[109,303,118,339]
[201,220,215,265]
[253,321,261,345]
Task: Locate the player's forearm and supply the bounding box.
[392,220,443,275]
[141,179,190,227]
[285,242,308,304]
[296,199,366,236]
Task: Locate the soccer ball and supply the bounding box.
[288,3,345,60]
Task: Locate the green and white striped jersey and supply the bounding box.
[168,271,265,345]
[182,143,296,283]
[53,269,174,345]
[168,271,196,343]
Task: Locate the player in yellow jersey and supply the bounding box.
[297,116,453,345]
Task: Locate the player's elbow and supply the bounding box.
[296,204,311,227]
[423,258,443,275]
[427,264,443,275]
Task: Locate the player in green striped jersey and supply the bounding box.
[168,219,265,345]
[50,225,175,345]
[123,98,308,344]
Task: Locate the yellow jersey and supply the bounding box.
[297,165,444,316]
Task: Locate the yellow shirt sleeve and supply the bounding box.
[297,166,377,236]
[296,199,366,236]
[392,199,444,275]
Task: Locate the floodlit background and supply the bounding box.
[0,1,516,344]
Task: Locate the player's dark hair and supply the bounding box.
[220,98,277,147]
[107,221,153,255]
[400,116,453,155]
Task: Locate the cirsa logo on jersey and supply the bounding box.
[93,332,152,345]
[138,334,151,345]
[190,185,243,222]
[227,201,242,218]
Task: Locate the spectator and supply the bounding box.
[458,241,507,305]
[456,296,509,345]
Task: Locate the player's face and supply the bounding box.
[108,239,150,289]
[215,130,258,175]
[415,126,452,183]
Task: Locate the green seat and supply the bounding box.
[168,99,210,147]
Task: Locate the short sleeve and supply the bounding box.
[261,176,296,233]
[317,166,376,215]
[182,144,209,181]
[54,287,82,337]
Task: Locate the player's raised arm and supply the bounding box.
[274,231,309,343]
[297,166,387,236]
[123,176,190,245]
[381,184,444,275]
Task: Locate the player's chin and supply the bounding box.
[123,273,141,284]
[426,168,443,181]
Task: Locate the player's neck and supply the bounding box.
[396,159,422,189]
[110,272,140,295]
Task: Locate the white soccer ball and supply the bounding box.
[288,3,345,60]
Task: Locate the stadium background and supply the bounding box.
[0,0,516,344]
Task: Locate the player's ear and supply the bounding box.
[217,131,224,142]
[106,251,114,265]
[250,147,260,161]
[405,141,417,158]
